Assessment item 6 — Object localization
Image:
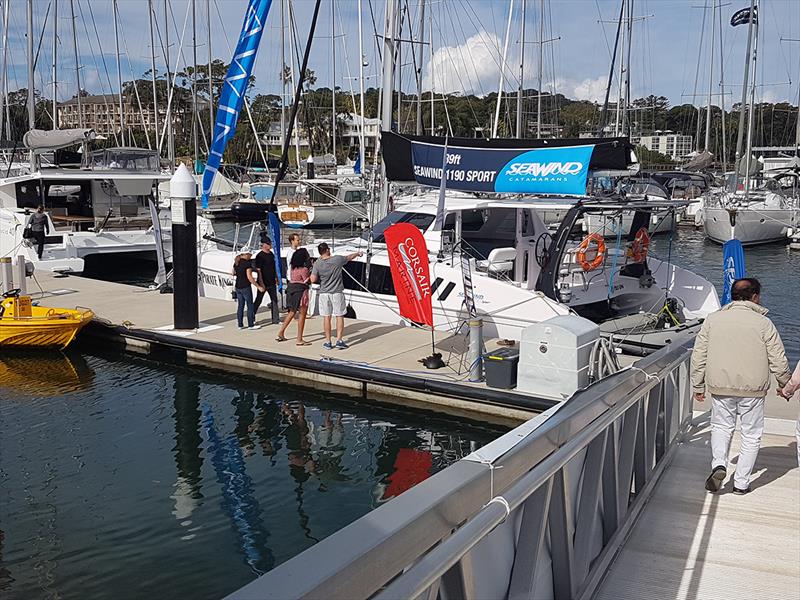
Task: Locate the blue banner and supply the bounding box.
[267,211,283,290]
[722,239,746,305]
[410,142,595,196]
[201,0,274,208]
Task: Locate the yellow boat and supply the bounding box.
[0,290,94,349]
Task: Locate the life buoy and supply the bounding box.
[576,233,606,272]
[630,227,651,262]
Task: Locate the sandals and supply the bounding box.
[296,341,311,346]
[275,335,288,342]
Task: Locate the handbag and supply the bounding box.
[22,225,34,239]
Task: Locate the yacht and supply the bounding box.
[198,196,719,341]
[0,131,170,274]
[703,169,800,245]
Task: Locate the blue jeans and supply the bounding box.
[235,286,255,328]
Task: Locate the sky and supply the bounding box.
[5,0,800,111]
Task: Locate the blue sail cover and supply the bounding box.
[409,142,596,196]
[201,0,274,208]
[721,239,746,305]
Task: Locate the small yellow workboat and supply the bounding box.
[0,289,94,349]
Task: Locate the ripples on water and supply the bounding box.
[0,348,505,600]
[650,227,800,364]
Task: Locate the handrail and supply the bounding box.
[227,337,695,600]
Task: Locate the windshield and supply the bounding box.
[363,211,435,243]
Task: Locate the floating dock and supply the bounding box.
[33,270,555,426]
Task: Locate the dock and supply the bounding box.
[32,270,551,426]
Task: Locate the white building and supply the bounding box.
[339,113,381,157]
[631,132,693,161]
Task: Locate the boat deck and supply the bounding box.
[596,420,800,600]
[31,270,550,426]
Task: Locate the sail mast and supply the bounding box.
[733,0,756,182]
[415,0,425,135]
[52,0,58,128]
[492,0,514,138]
[704,0,716,152]
[331,0,336,162]
[0,0,7,139]
[380,0,398,216]
[148,0,160,152]
[743,0,758,201]
[113,0,125,146]
[358,0,366,168]
[206,0,213,151]
[537,0,544,137]
[26,0,35,132]
[164,0,175,171]
[192,0,199,170]
[516,0,526,138]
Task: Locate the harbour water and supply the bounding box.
[0,346,505,600]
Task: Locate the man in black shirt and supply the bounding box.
[253,237,280,325]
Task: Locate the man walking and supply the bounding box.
[310,242,362,349]
[27,205,49,259]
[691,278,791,494]
[253,237,280,325]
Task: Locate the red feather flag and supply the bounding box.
[384,223,434,327]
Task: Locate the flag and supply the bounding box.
[201,0,274,208]
[730,6,757,27]
[353,152,361,175]
[267,210,283,290]
[721,239,746,305]
[433,136,448,231]
[384,223,434,326]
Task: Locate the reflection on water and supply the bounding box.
[650,227,800,364]
[0,346,503,600]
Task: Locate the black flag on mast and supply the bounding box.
[730,6,758,27]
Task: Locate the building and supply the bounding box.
[261,122,310,153]
[631,132,693,161]
[339,113,381,158]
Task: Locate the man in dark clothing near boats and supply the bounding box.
[253,237,280,325]
[27,206,49,259]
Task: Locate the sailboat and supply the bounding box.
[703,1,800,245]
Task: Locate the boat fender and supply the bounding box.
[630,227,650,262]
[576,233,606,272]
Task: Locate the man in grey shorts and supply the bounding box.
[310,242,363,349]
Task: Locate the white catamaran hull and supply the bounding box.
[703,206,796,245]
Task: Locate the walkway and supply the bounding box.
[596,417,800,600]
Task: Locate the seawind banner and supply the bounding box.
[409,142,596,196]
[721,239,746,305]
[384,223,434,327]
[201,0,273,208]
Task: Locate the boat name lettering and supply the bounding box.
[397,238,431,299]
[503,161,584,178]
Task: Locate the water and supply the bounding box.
[0,347,504,600]
[650,227,800,365]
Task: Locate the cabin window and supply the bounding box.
[344,190,365,203]
[367,264,396,296]
[343,261,365,290]
[365,211,435,243]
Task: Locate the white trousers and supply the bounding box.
[710,395,764,489]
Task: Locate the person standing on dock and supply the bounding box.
[27,206,49,259]
[283,233,301,272]
[232,248,262,331]
[310,242,363,350]
[778,360,800,466]
[253,238,280,325]
[691,278,791,495]
[276,248,311,346]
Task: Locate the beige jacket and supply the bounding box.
[691,301,791,397]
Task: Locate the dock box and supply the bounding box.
[483,347,520,389]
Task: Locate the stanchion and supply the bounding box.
[468,318,484,382]
[170,164,199,330]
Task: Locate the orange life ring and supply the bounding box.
[576,233,606,272]
[630,227,651,262]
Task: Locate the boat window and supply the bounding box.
[343,261,365,290]
[363,211,435,243]
[343,190,365,203]
[442,209,486,232]
[366,264,395,295]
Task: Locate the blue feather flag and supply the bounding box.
[201,0,274,208]
[721,239,746,305]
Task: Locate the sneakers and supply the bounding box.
[704,465,727,492]
[248,325,262,330]
[335,340,349,350]
[732,486,752,495]
[238,325,245,330]
[322,341,334,350]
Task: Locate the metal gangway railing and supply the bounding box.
[227,337,695,600]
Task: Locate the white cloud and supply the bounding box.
[422,32,503,95]
[572,76,608,103]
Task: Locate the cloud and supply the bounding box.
[422,32,503,95]
[572,76,608,103]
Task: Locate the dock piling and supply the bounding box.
[13,256,27,295]
[0,257,12,294]
[170,164,199,330]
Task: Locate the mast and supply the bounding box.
[68,0,81,128]
[718,1,727,169]
[331,0,336,162]
[733,0,756,182]
[52,0,58,128]
[614,0,625,136]
[599,0,625,137]
[280,0,286,152]
[0,0,7,138]
[192,0,199,170]
[288,0,301,168]
[536,0,544,138]
[415,0,425,135]
[206,0,213,152]
[164,0,175,171]
[26,0,35,132]
[704,0,716,152]
[148,0,160,153]
[516,0,526,138]
[622,0,633,136]
[743,0,758,200]
[429,8,434,134]
[380,0,398,216]
[113,0,125,146]
[357,0,366,168]
[492,0,514,138]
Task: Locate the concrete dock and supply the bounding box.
[32,270,549,426]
